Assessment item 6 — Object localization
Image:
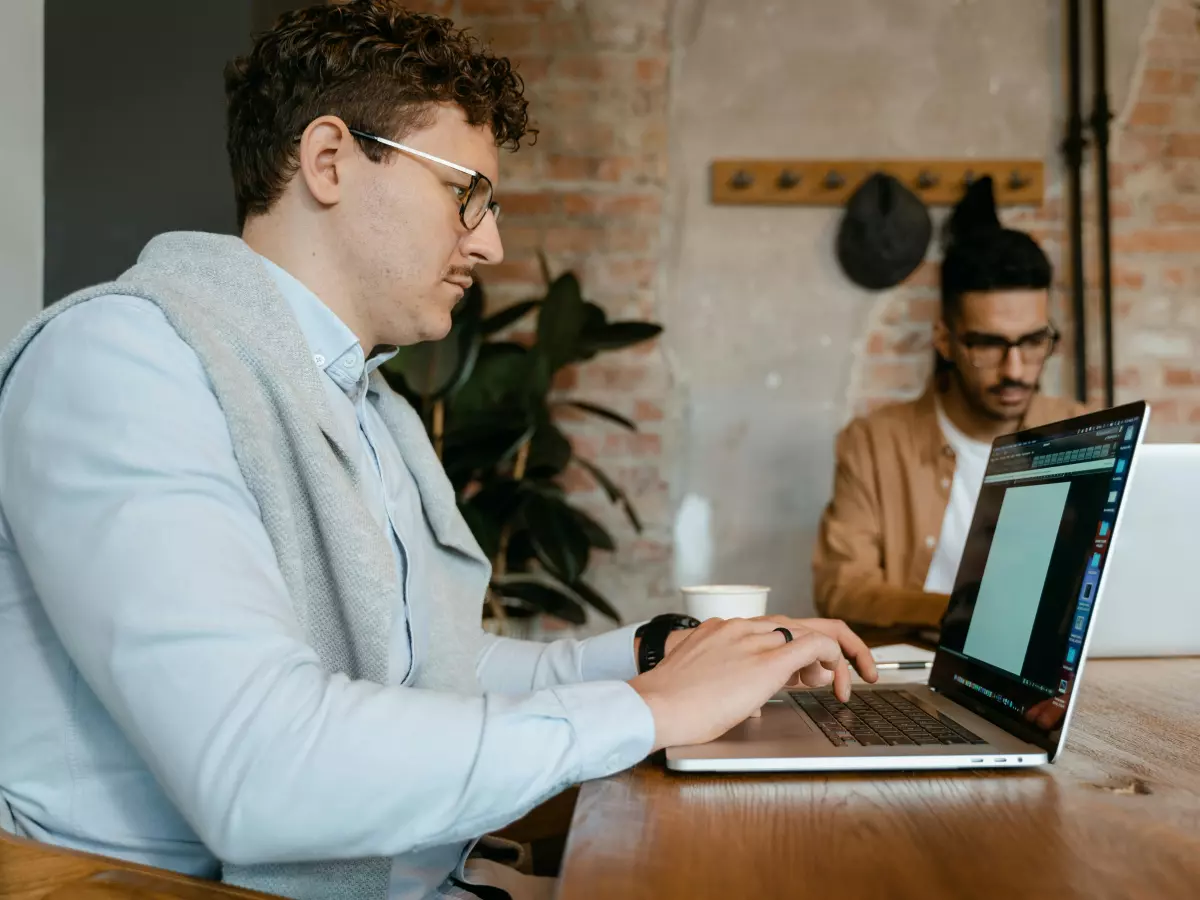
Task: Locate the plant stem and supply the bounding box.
[485,437,533,629]
[432,400,445,460]
[513,438,531,481]
[487,535,510,626]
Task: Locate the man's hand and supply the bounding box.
[628,617,859,752]
[759,615,878,694]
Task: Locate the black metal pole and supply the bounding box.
[1091,0,1115,409]
[1063,0,1089,404]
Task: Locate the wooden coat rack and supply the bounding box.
[710,158,1044,207]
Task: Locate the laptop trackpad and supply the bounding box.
[719,700,816,742]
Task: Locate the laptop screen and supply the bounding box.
[930,401,1147,755]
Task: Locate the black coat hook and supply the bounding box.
[823,170,845,190]
[916,170,940,190]
[729,170,754,189]
[1008,169,1031,190]
[963,169,977,187]
[777,169,802,189]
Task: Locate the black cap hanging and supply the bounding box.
[835,172,933,290]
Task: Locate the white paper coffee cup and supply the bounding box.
[681,584,770,621]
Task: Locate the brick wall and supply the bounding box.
[405,0,677,626]
[1107,0,1200,437]
[851,0,1200,442]
[395,0,1198,626]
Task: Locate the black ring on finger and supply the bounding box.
[773,626,793,643]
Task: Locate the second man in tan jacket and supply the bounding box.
[814,181,1085,632]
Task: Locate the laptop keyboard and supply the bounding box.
[791,689,987,748]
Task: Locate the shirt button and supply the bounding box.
[313,354,326,367]
[343,357,357,369]
[925,535,937,549]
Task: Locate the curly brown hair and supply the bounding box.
[224,0,532,228]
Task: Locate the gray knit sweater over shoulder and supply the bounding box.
[0,232,491,899]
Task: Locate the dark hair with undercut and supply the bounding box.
[940,176,1052,324]
[935,177,1052,379]
[224,0,532,228]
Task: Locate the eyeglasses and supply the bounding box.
[348,128,501,230]
[952,326,1060,369]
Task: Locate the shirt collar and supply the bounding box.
[258,256,397,397]
[915,382,948,464]
[934,393,991,455]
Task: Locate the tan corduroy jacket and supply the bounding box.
[813,385,1085,629]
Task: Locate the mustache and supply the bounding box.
[445,266,475,280]
[989,379,1034,394]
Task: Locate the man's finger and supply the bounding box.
[767,617,878,683]
[831,656,852,703]
[793,660,831,687]
[810,619,875,683]
[770,631,844,678]
[831,621,878,683]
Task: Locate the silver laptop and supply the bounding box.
[1087,443,1200,658]
[667,401,1149,772]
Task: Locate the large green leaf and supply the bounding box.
[522,350,553,402]
[567,578,622,622]
[450,343,532,418]
[460,478,525,557]
[582,301,607,330]
[481,300,540,336]
[578,321,663,355]
[504,528,537,572]
[522,491,591,584]
[566,302,610,363]
[526,420,573,476]
[570,506,615,551]
[383,282,484,399]
[524,477,566,500]
[574,457,643,534]
[536,273,588,371]
[491,575,587,625]
[459,502,502,561]
[441,416,535,481]
[489,600,539,619]
[560,400,637,432]
[444,409,536,447]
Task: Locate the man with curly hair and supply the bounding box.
[0,3,875,899]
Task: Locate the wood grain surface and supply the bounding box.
[710,158,1045,207]
[0,830,279,900]
[557,659,1200,900]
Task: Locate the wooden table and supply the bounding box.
[556,659,1200,899]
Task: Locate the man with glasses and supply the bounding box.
[813,177,1084,633]
[0,4,876,900]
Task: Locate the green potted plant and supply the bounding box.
[380,260,662,633]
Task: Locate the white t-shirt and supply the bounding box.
[923,401,993,594]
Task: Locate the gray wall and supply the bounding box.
[660,0,1155,616]
[0,0,45,344]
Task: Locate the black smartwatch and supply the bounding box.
[635,613,701,673]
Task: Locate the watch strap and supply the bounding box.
[635,613,701,674]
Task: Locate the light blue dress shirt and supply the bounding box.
[0,256,654,900]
